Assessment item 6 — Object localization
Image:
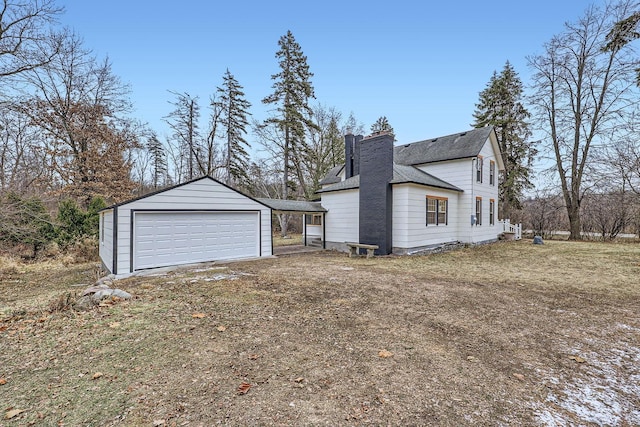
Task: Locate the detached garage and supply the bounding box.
[99,176,272,277]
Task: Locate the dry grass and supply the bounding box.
[272,233,304,247]
[1,239,639,426]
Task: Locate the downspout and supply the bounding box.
[470,158,476,244]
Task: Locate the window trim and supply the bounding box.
[489,198,495,226]
[426,196,448,226]
[305,214,322,226]
[475,197,482,226]
[476,156,484,183]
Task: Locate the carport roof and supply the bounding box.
[257,198,326,213]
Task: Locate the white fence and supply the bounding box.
[498,219,522,240]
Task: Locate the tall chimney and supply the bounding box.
[358,132,393,255]
[353,134,363,177]
[344,134,355,179]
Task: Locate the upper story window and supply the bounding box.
[476,156,483,183]
[426,196,448,226]
[489,161,495,186]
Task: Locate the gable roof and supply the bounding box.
[318,165,344,185]
[393,126,494,166]
[317,165,462,193]
[102,175,271,211]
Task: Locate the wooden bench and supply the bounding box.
[345,242,379,258]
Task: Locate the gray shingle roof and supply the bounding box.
[317,165,461,193]
[318,165,343,185]
[390,164,462,191]
[393,127,493,166]
[257,198,326,213]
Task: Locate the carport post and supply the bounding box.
[303,214,307,246]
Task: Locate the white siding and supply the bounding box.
[99,209,114,273]
[113,178,272,275]
[416,137,501,244]
[392,184,460,250]
[321,189,359,246]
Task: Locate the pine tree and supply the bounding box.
[262,30,316,236]
[147,132,167,189]
[215,69,252,187]
[473,61,535,219]
[370,116,395,137]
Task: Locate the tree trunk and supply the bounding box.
[567,203,582,240]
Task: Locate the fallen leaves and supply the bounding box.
[512,373,525,381]
[568,355,586,363]
[216,325,226,332]
[5,408,24,419]
[191,313,206,319]
[237,382,251,395]
[294,377,304,383]
[0,378,7,385]
[108,322,120,328]
[378,350,394,358]
[248,354,260,360]
[92,372,103,380]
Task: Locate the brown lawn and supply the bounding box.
[1,240,639,426]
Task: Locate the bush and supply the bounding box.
[0,193,56,258]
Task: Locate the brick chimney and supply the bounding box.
[344,134,363,179]
[358,131,393,255]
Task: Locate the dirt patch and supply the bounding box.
[1,240,639,426]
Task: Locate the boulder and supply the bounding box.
[91,289,132,302]
[82,284,111,296]
[74,295,97,311]
[533,235,544,245]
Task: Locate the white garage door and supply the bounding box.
[134,211,259,270]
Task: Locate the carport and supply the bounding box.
[257,198,327,248]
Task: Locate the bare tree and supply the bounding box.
[0,0,63,82]
[19,32,137,205]
[164,91,202,181]
[528,0,640,239]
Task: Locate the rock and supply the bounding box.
[81,284,111,296]
[533,236,544,245]
[91,289,132,302]
[74,295,96,311]
[95,276,114,287]
[111,289,132,299]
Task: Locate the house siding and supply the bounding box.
[321,189,359,250]
[110,178,272,275]
[392,184,460,252]
[416,138,501,244]
[99,209,114,273]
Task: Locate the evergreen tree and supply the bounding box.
[262,30,316,236]
[370,116,395,137]
[473,61,535,219]
[215,69,252,187]
[147,132,167,189]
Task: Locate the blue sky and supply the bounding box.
[57,0,596,155]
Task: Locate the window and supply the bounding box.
[305,214,322,225]
[489,199,495,225]
[476,156,483,183]
[489,161,495,186]
[475,197,482,226]
[426,196,448,226]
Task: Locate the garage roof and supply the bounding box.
[257,198,326,213]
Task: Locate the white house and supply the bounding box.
[99,176,273,277]
[316,127,514,254]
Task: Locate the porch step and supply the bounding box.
[308,238,323,248]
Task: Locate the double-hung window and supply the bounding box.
[476,156,483,183]
[489,199,495,225]
[426,196,448,226]
[475,197,482,226]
